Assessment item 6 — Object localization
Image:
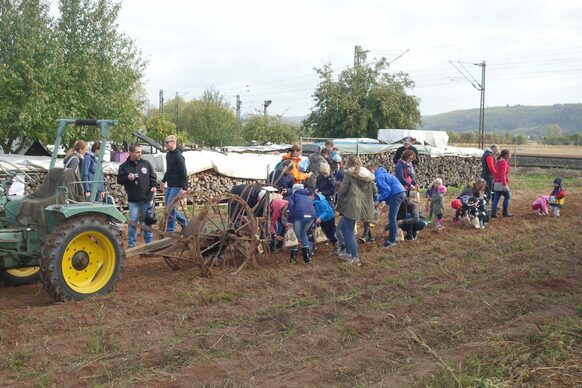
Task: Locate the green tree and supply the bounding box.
[242,115,301,145]
[512,134,527,145]
[184,88,240,147]
[162,95,188,133]
[144,113,176,144]
[54,0,147,148]
[446,130,460,144]
[303,55,421,138]
[460,131,478,144]
[0,0,57,153]
[545,124,563,137]
[0,0,147,153]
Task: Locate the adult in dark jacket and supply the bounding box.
[460,178,486,199]
[336,156,377,263]
[316,163,336,205]
[161,135,188,232]
[481,144,498,205]
[392,137,419,167]
[268,159,294,198]
[304,146,327,188]
[397,198,428,240]
[230,184,266,217]
[117,144,158,248]
[395,149,419,191]
[374,167,407,248]
[453,178,487,224]
[81,141,105,201]
[287,188,316,264]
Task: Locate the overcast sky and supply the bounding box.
[113,0,582,118]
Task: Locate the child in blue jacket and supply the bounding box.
[287,188,316,263]
[314,192,337,253]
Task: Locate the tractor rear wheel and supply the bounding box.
[40,215,124,301]
[0,266,40,286]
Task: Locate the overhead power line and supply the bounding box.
[449,60,486,148]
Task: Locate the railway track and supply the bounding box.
[513,154,582,169]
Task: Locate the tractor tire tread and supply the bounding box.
[40,215,124,301]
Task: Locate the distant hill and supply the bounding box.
[419,104,582,135]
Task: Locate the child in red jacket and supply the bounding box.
[549,177,566,217]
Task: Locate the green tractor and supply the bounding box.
[0,119,126,301]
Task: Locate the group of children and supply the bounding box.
[268,142,567,265]
[531,178,566,217]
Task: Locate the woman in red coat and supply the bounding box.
[491,149,512,218]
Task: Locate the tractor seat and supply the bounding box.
[17,168,86,230]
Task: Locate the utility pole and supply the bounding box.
[159,89,165,115]
[353,45,368,67]
[175,92,179,132]
[236,94,242,130]
[449,60,486,148]
[478,61,486,149]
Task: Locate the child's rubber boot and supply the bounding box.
[290,249,297,264]
[301,247,312,264]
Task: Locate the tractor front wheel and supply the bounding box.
[0,266,40,286]
[40,216,124,301]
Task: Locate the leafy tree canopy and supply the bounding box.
[303,54,421,139]
[165,88,241,147]
[242,115,301,145]
[144,113,176,145]
[0,0,146,153]
[0,0,56,153]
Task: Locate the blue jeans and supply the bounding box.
[385,192,406,244]
[165,187,188,232]
[340,216,358,258]
[293,218,314,249]
[492,189,511,212]
[336,216,345,247]
[128,201,153,247]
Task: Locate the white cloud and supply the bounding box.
[110,0,582,117]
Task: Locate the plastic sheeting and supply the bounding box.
[0,154,121,175]
[141,150,283,180]
[0,146,482,182]
[377,129,449,148]
[183,150,282,180]
[326,143,482,158]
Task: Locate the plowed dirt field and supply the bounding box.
[1,169,581,387]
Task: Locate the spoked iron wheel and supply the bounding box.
[194,193,258,274]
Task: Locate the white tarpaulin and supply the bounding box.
[377,129,449,148]
[0,146,482,181]
[0,151,284,180]
[189,150,282,179]
[0,154,126,175]
[144,150,284,180]
[429,146,483,157]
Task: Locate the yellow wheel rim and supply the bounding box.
[61,230,116,294]
[6,266,40,278]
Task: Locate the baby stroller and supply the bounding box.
[453,195,490,229]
